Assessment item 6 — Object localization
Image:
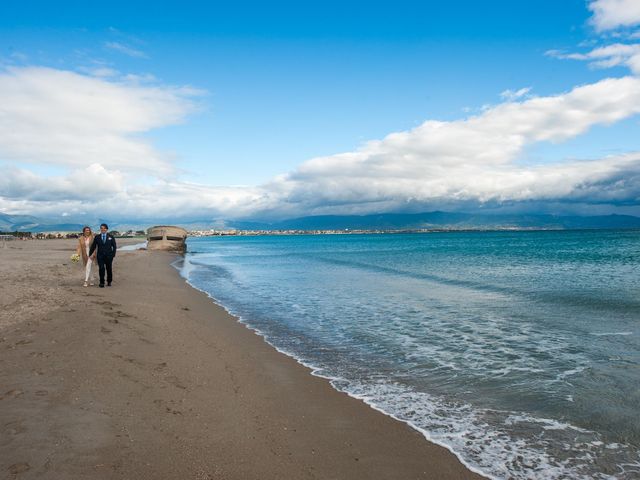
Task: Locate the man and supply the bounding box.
[89,223,117,288]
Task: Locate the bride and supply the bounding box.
[76,226,97,287]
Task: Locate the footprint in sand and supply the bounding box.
[123,356,145,367]
[105,310,134,320]
[3,389,24,399]
[94,300,120,309]
[152,398,183,415]
[154,362,168,372]
[165,375,187,390]
[112,354,154,371]
[28,351,47,357]
[3,420,27,436]
[8,462,30,474]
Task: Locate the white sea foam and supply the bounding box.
[555,366,588,381]
[590,331,634,336]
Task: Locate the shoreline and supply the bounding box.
[174,258,490,479]
[1,239,485,479]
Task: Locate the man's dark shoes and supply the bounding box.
[107,282,112,287]
[99,284,105,288]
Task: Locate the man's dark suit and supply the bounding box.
[89,233,117,286]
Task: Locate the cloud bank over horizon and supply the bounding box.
[1,1,640,222]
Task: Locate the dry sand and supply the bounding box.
[0,239,485,479]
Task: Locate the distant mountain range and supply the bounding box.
[0,213,85,233]
[2,211,640,233]
[230,211,640,231]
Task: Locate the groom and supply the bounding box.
[89,223,117,288]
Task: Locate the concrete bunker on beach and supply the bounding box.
[146,225,188,252]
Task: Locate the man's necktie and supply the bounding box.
[102,233,106,243]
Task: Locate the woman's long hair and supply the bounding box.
[82,226,93,237]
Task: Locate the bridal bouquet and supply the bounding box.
[70,253,80,263]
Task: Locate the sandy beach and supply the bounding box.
[0,239,484,479]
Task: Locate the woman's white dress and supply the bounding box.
[84,237,94,283]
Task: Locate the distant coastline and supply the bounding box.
[4,225,640,240]
[187,225,640,237]
[3,210,640,236]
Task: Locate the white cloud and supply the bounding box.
[85,66,120,78]
[548,43,640,74]
[104,41,147,58]
[549,2,640,76]
[265,76,640,215]
[0,66,201,176]
[2,74,640,220]
[10,52,28,62]
[303,76,640,168]
[0,164,125,202]
[589,0,640,32]
[499,87,531,101]
[0,166,266,218]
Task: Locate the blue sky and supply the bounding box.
[1,0,640,220]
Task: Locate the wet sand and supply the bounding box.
[0,239,485,479]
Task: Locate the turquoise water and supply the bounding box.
[177,230,640,479]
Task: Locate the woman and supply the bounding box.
[76,226,97,287]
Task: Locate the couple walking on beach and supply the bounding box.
[76,223,117,288]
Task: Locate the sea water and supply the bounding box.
[176,230,640,479]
